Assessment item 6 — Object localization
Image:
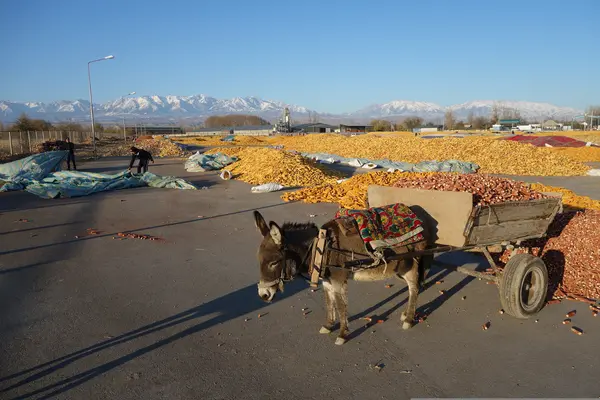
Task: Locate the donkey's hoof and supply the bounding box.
[335,337,347,346]
[400,312,408,322]
[319,326,332,334]
[402,321,414,330]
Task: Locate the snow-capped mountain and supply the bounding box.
[0,95,583,123]
[351,100,582,121]
[0,95,311,123]
[351,100,445,118]
[448,100,583,121]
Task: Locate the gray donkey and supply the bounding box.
[253,210,433,345]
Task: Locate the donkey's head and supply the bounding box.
[253,210,305,302]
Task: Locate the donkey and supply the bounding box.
[253,210,433,345]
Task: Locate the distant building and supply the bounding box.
[184,125,274,137]
[127,126,185,135]
[542,120,561,130]
[339,124,373,134]
[413,126,442,134]
[292,122,337,133]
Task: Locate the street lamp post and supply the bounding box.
[87,55,114,158]
[121,91,136,142]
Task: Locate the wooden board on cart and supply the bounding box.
[367,185,563,248]
[464,197,561,245]
[367,185,473,247]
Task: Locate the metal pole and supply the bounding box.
[27,131,31,152]
[123,115,126,141]
[9,131,13,155]
[87,61,97,158]
[19,131,23,153]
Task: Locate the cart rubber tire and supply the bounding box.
[499,253,548,319]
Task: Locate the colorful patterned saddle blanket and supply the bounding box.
[334,203,425,250]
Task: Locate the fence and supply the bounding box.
[0,131,126,156]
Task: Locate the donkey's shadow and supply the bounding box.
[0,280,306,399]
[345,261,479,342]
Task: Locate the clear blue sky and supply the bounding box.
[1,0,598,112]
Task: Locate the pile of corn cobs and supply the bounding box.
[392,173,547,207]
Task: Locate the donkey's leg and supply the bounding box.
[320,279,337,334]
[400,260,420,330]
[332,280,349,345]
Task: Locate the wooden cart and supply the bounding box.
[313,185,563,319]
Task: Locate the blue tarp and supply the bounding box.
[0,150,68,184]
[184,151,238,172]
[221,135,235,142]
[300,152,479,174]
[0,151,197,199]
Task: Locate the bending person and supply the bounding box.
[128,146,154,173]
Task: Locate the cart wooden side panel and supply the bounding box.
[464,197,562,246]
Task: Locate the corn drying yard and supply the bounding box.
[176,132,600,301]
[3,130,600,399]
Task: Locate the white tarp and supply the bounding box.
[300,152,480,174]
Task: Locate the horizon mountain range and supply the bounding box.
[0,95,584,125]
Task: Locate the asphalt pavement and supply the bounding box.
[1,157,599,400]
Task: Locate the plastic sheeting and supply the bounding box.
[184,151,238,172]
[300,152,479,174]
[0,150,197,199]
[587,169,600,177]
[12,170,197,199]
[0,150,68,184]
[251,183,285,193]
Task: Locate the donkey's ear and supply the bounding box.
[253,211,269,237]
[269,222,283,246]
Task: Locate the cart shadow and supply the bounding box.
[0,280,307,399]
[415,273,476,324]
[542,249,565,301]
[501,211,575,301]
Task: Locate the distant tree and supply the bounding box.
[472,116,490,130]
[467,111,475,127]
[103,125,122,134]
[204,114,270,128]
[0,121,4,131]
[586,105,600,115]
[13,113,34,131]
[11,113,53,131]
[444,110,455,130]
[55,122,86,132]
[33,119,53,131]
[370,119,392,132]
[94,122,105,133]
[307,111,319,123]
[500,107,522,121]
[403,117,424,131]
[454,121,465,130]
[424,121,436,128]
[586,105,600,130]
[490,102,500,124]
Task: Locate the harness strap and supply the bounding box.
[257,279,280,289]
[257,239,316,290]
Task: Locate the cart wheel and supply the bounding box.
[499,253,548,319]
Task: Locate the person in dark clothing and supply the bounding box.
[128,146,154,173]
[65,137,76,170]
